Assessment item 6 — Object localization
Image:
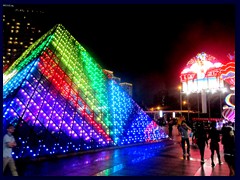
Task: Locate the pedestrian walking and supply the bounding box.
[178,117,192,159]
[194,122,208,165]
[208,122,222,167]
[168,117,173,138]
[221,123,235,176]
[3,124,18,176]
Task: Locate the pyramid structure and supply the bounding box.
[3,24,167,159]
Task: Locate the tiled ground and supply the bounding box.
[10,126,230,176]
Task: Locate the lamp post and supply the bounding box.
[208,91,211,118]
[197,91,200,118]
[187,94,190,122]
[178,86,182,115]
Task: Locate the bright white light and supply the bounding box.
[3,70,17,85]
[172,112,175,118]
[159,110,163,118]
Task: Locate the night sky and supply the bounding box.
[15,4,235,106]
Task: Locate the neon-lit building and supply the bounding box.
[180,52,235,122]
[3,24,167,159]
[180,52,226,113]
[180,52,224,94]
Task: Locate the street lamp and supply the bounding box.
[178,86,182,114]
[186,94,190,122]
[197,91,200,118]
[183,100,187,106]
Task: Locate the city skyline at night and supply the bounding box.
[3,3,235,107]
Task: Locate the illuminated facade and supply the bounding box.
[180,52,224,94]
[3,24,166,159]
[180,52,235,120]
[180,52,225,113]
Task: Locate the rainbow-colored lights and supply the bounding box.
[3,24,167,159]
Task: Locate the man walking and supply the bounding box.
[3,124,18,176]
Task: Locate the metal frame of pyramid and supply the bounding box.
[3,24,167,159]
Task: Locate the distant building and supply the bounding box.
[3,4,46,71]
[103,69,121,84]
[112,76,121,84]
[120,82,133,97]
[103,69,132,96]
[103,69,114,78]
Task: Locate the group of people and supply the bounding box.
[3,119,235,176]
[177,117,235,176]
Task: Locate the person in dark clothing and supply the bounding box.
[178,117,192,159]
[208,122,222,167]
[168,118,173,138]
[194,123,208,165]
[221,124,235,176]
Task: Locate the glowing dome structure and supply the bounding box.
[3,24,166,159]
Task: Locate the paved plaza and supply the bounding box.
[8,126,230,176]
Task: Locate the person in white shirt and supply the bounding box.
[3,124,18,176]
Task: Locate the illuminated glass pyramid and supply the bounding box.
[3,24,167,159]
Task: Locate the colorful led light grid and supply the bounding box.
[3,24,166,159]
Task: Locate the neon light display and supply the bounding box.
[222,107,235,122]
[180,52,224,93]
[225,93,235,108]
[221,54,235,122]
[220,61,235,87]
[3,24,167,159]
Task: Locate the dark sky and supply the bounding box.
[16,4,235,106]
